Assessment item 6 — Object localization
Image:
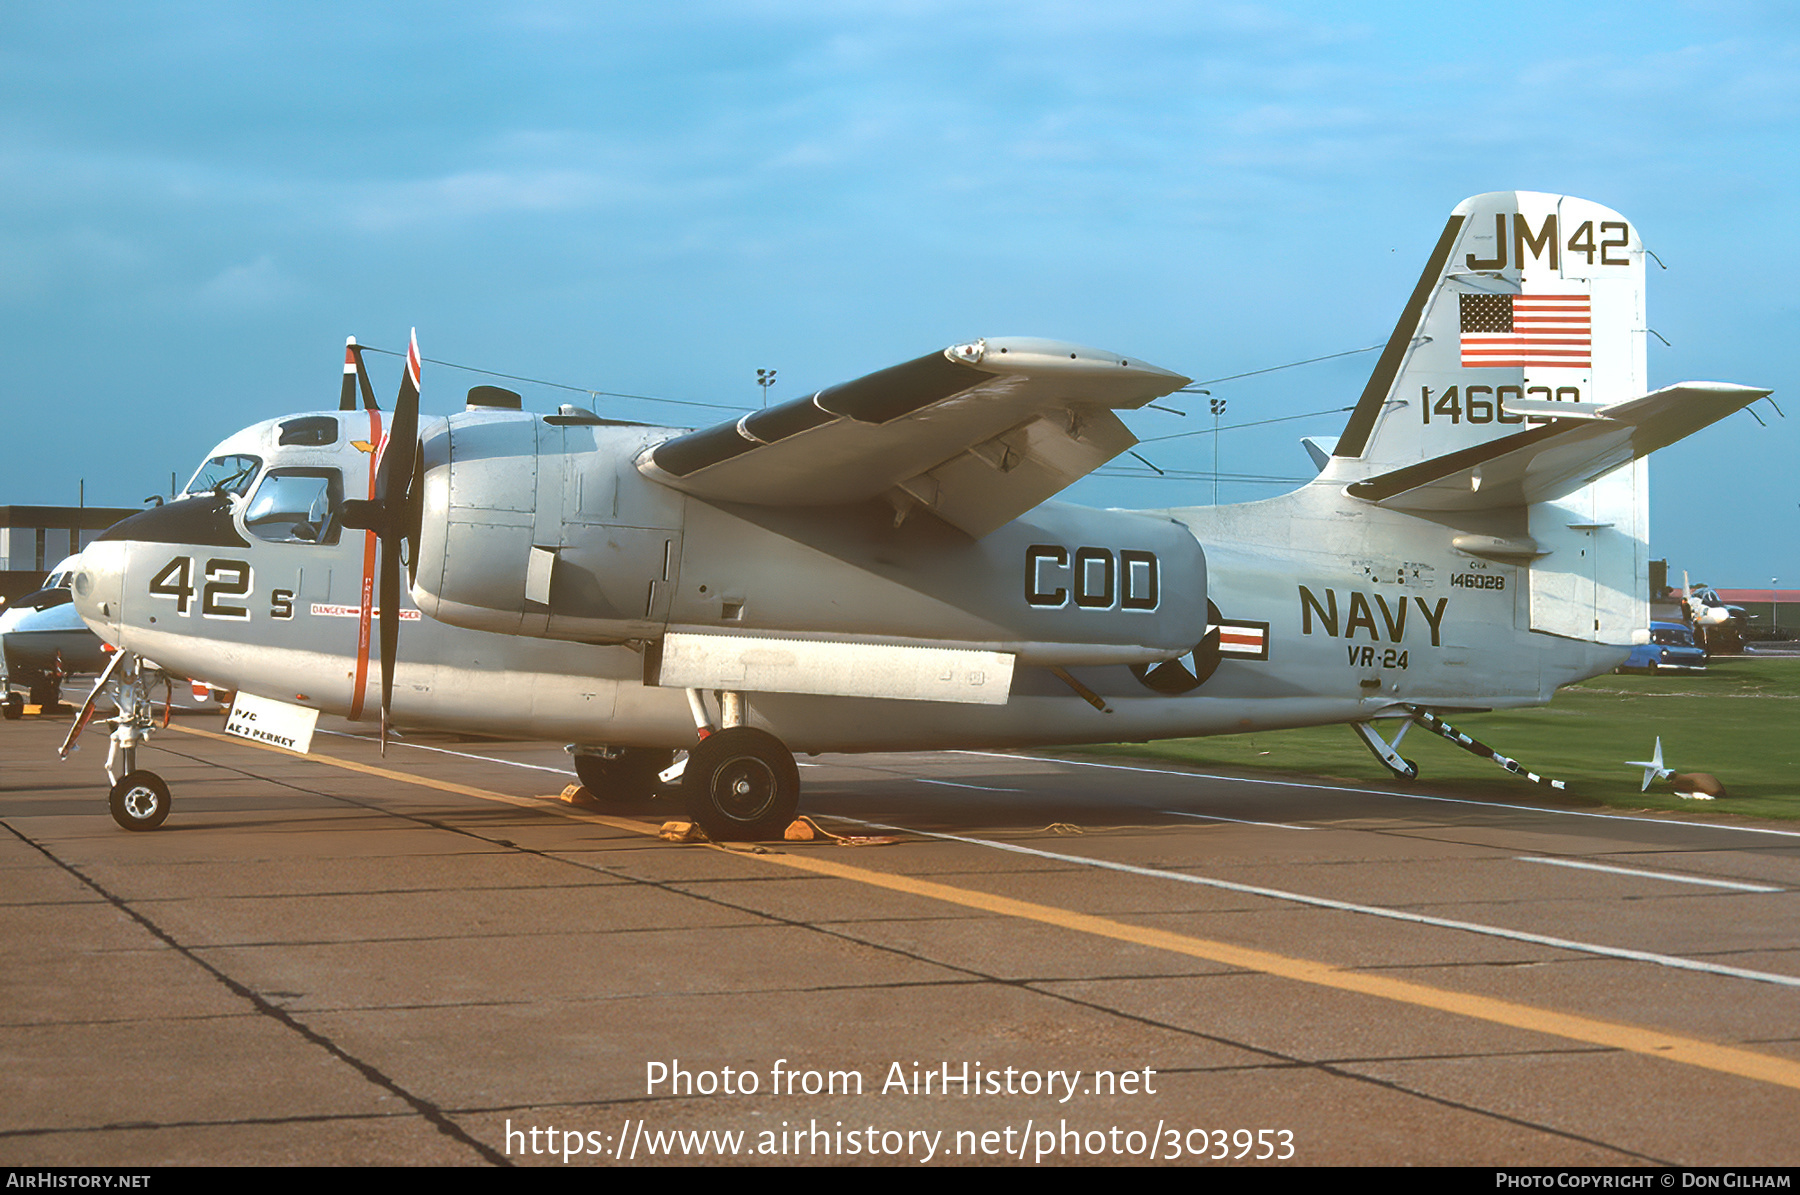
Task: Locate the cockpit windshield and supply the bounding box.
[186,454,262,497]
[244,468,344,544]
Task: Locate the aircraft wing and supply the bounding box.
[637,338,1190,537]
[1344,382,1770,512]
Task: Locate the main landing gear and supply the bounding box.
[678,689,800,841]
[684,727,800,842]
[59,650,175,830]
[567,690,802,841]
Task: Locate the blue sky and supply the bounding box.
[3,1,1795,586]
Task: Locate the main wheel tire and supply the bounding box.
[109,770,171,831]
[573,748,675,805]
[683,727,799,842]
[2,692,21,720]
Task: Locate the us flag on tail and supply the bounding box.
[1459,292,1591,369]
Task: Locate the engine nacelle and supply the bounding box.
[410,410,688,642]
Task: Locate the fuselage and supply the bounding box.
[68,406,1625,755]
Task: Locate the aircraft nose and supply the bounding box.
[69,541,126,642]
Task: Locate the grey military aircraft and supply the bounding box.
[64,191,1769,837]
[1,556,106,717]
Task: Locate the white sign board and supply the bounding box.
[225,692,320,754]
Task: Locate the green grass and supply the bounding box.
[1070,656,1800,820]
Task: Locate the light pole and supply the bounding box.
[1209,397,1227,505]
[757,368,777,408]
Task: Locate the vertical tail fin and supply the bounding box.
[1324,192,1651,645]
[1329,190,1646,471]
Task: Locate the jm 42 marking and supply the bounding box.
[1464,213,1632,271]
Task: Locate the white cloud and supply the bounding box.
[196,254,296,309]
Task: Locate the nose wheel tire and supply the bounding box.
[109,770,171,831]
[683,727,799,842]
[2,692,21,720]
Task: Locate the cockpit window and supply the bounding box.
[279,416,339,447]
[188,454,262,497]
[245,468,344,545]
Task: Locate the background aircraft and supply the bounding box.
[63,192,1769,837]
[0,556,106,718]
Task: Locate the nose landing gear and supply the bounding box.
[60,650,174,831]
[109,770,171,831]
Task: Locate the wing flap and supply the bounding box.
[892,407,1139,538]
[1347,382,1770,511]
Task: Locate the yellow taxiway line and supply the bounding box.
[171,723,1800,1092]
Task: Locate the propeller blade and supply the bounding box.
[379,521,400,752]
[339,338,359,411]
[376,329,422,754]
[352,340,380,411]
[402,436,425,586]
[385,330,421,503]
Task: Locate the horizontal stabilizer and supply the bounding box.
[1346,382,1769,512]
[638,338,1189,537]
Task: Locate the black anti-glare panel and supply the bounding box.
[95,495,251,549]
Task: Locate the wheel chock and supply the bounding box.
[658,820,709,842]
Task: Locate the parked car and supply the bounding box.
[1617,622,1708,674]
